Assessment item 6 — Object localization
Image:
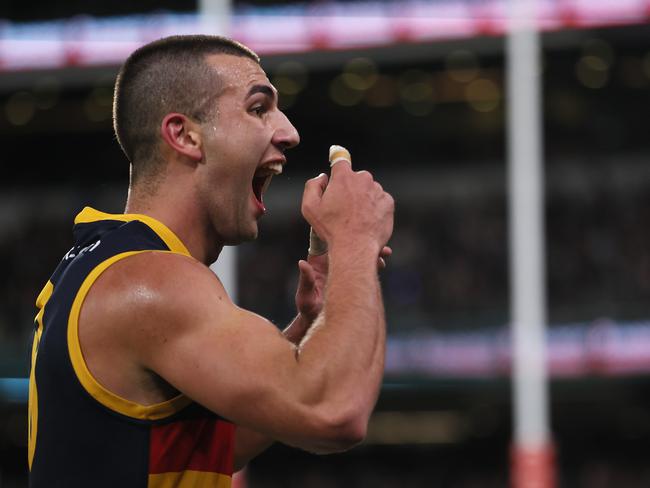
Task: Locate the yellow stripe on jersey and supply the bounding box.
[74,207,191,257]
[148,471,232,488]
[67,251,192,420]
[29,280,54,470]
[35,280,54,309]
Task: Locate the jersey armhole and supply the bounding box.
[67,250,193,420]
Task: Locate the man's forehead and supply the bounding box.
[205,53,269,90]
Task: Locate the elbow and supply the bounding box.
[310,408,369,454]
[328,415,367,452]
[336,418,367,451]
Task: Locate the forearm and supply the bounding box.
[298,242,386,419]
[273,161,392,452]
[326,244,385,410]
[231,313,317,467]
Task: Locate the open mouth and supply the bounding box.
[252,175,271,206]
[252,162,283,210]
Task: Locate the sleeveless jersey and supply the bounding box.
[28,207,235,488]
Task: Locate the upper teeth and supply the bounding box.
[257,162,283,176]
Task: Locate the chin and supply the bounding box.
[243,227,259,242]
[223,226,258,245]
[232,233,258,244]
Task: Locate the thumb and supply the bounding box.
[301,173,329,219]
[296,259,316,293]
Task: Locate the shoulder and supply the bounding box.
[99,250,226,302]
[83,250,232,344]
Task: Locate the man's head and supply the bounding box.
[114,35,300,249]
[113,35,259,185]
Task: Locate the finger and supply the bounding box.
[297,259,316,292]
[329,159,353,178]
[329,145,351,167]
[380,246,392,258]
[355,169,374,181]
[308,173,329,194]
[301,173,329,216]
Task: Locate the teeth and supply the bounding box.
[256,162,283,176]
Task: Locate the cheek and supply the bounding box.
[200,125,262,198]
[200,166,251,214]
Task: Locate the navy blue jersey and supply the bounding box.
[29,207,235,488]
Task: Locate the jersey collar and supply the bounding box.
[74,207,191,257]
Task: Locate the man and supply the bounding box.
[28,35,394,487]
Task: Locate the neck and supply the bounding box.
[125,183,223,265]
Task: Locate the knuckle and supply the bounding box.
[356,170,373,181]
[307,173,325,185]
[385,193,395,210]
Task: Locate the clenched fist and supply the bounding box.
[301,161,394,257]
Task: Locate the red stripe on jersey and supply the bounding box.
[149,418,235,475]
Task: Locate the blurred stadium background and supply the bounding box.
[2,0,650,486]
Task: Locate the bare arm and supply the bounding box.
[293,162,393,440]
[113,162,393,454]
[234,256,325,470]
[234,247,391,469]
[235,246,392,470]
[233,319,311,471]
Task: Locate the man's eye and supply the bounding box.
[251,105,266,116]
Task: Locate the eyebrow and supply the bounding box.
[246,84,277,102]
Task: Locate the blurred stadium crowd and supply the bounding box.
[1,165,648,376]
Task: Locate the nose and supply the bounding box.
[273,111,300,151]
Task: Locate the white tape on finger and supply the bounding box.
[329,145,351,167]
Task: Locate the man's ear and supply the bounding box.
[160,113,202,161]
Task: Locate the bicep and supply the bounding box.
[136,272,318,445]
[149,305,295,414]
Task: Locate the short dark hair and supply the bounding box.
[113,35,260,184]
